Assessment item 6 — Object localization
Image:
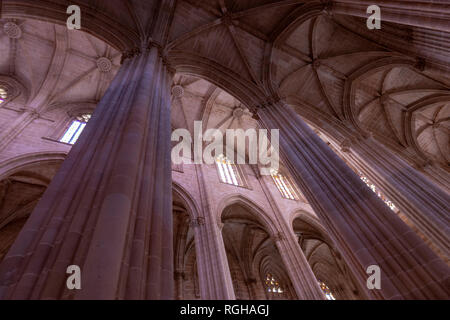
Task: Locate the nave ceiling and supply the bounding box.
[0,0,448,171]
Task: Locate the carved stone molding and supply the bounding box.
[232,107,245,118]
[96,57,112,73]
[3,22,22,39]
[190,217,205,228]
[171,85,184,98]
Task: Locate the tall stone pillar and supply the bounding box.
[339,136,450,261]
[257,173,325,299]
[0,44,174,300]
[191,164,236,300]
[272,233,325,299]
[256,102,450,299]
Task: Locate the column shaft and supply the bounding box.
[0,46,174,300]
[341,137,450,261]
[192,164,236,300]
[257,102,450,299]
[258,174,325,299]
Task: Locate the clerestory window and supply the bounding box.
[215,154,242,186]
[60,114,91,145]
[271,170,296,200]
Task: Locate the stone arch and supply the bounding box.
[1,1,137,51]
[0,151,67,179]
[0,153,65,262]
[219,195,297,300]
[172,182,201,300]
[172,181,201,220]
[343,57,418,135]
[0,75,29,107]
[168,52,265,110]
[291,211,364,300]
[216,194,281,238]
[289,210,332,245]
[404,94,450,167]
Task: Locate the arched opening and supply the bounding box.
[221,201,296,300]
[173,189,200,300]
[0,154,201,300]
[0,159,63,262]
[292,213,363,300]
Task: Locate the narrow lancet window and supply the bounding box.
[359,173,396,211]
[265,274,284,294]
[318,280,336,300]
[271,170,296,200]
[216,154,241,186]
[60,114,91,145]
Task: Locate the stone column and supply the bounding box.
[272,232,325,300]
[0,44,174,300]
[174,270,185,300]
[191,164,236,300]
[256,174,325,300]
[256,102,450,299]
[339,136,450,261]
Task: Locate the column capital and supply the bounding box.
[120,43,176,74]
[190,217,205,228]
[251,94,282,117]
[120,47,141,64]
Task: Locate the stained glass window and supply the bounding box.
[271,170,296,200]
[265,274,283,294]
[359,173,396,211]
[318,280,335,300]
[0,87,8,105]
[216,155,241,186]
[60,114,91,145]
